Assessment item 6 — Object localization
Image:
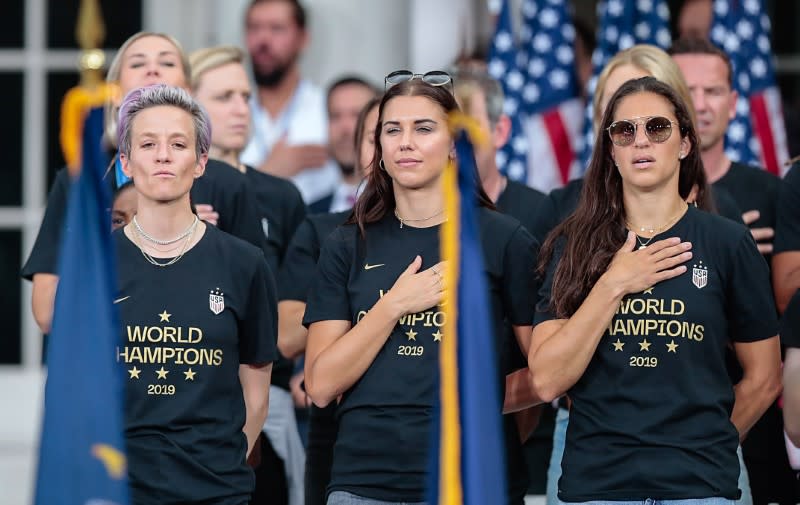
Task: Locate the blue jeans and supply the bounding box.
[327,491,426,505]
[546,407,753,505]
[546,407,569,505]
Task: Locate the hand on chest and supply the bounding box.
[352,244,444,362]
[603,256,724,368]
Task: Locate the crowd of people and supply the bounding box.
[23,0,800,504]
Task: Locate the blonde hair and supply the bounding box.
[103,32,190,148]
[189,46,246,92]
[593,44,696,129]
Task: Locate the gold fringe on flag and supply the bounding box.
[437,112,489,505]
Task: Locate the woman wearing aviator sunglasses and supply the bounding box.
[527,76,781,504]
[302,75,538,505]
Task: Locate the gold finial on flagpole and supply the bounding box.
[76,0,106,88]
[62,0,114,174]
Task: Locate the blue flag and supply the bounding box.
[34,106,129,505]
[429,118,506,504]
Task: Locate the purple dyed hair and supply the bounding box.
[117,84,212,160]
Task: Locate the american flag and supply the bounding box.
[710,0,790,176]
[488,0,583,193]
[488,0,530,185]
[579,0,672,168]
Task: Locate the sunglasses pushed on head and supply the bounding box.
[384,70,453,93]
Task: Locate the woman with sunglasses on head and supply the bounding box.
[527,76,780,504]
[277,96,381,505]
[303,73,538,505]
[114,84,277,505]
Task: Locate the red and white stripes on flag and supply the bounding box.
[750,86,790,176]
[523,98,584,192]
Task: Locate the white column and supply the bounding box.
[143,0,218,51]
[409,0,472,72]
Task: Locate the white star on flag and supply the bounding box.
[494,32,513,52]
[533,33,552,52]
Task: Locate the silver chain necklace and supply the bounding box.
[133,214,199,246]
[133,222,198,268]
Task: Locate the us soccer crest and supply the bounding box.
[209,288,225,314]
[692,261,708,289]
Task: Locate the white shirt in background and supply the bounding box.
[241,79,340,204]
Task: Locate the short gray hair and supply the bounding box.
[117,84,212,160]
[452,69,505,127]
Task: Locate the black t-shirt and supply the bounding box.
[278,211,350,303]
[535,206,777,502]
[495,178,545,504]
[713,162,785,472]
[241,165,306,390]
[527,178,584,244]
[303,208,537,502]
[528,178,743,246]
[244,165,307,270]
[496,180,546,239]
[714,162,781,256]
[21,169,71,279]
[22,161,269,279]
[191,159,269,265]
[775,163,800,254]
[277,210,349,502]
[114,225,278,505]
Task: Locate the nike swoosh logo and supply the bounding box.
[113,296,130,304]
[364,263,385,270]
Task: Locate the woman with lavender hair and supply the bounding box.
[114,84,278,505]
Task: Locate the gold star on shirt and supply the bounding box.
[639,339,651,351]
[666,340,679,353]
[612,339,624,351]
[158,310,171,323]
[156,367,169,379]
[406,328,418,341]
[643,287,654,295]
[184,368,196,381]
[432,330,443,342]
[128,366,141,379]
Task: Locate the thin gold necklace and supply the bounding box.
[393,208,445,229]
[626,203,688,250]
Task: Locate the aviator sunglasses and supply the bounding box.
[384,70,453,92]
[606,115,679,147]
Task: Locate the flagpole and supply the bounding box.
[62,0,113,176]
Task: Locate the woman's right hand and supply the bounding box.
[601,231,692,295]
[383,256,446,317]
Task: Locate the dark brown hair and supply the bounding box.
[327,76,377,112]
[353,95,382,163]
[538,76,710,318]
[246,0,306,29]
[669,37,733,87]
[349,79,494,235]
